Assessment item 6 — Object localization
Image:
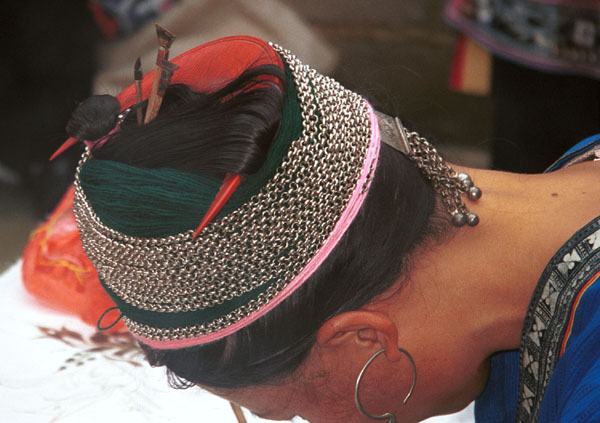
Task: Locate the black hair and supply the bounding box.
[67,64,286,176]
[144,143,443,389]
[66,95,121,141]
[67,63,445,389]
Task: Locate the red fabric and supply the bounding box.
[449,34,468,91]
[88,1,119,40]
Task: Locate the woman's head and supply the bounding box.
[67,36,484,421]
[134,137,440,385]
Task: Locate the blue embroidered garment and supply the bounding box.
[475,134,600,423]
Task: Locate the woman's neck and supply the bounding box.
[398,162,600,357]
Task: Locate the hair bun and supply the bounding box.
[66,95,121,141]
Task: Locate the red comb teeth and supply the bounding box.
[193,173,242,238]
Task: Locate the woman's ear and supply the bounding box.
[316,310,402,362]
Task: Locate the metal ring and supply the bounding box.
[354,347,417,423]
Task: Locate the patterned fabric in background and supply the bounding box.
[445,0,600,79]
[89,0,179,38]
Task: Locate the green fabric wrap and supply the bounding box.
[99,277,272,328]
[80,64,301,238]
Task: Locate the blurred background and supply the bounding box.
[0,0,496,272]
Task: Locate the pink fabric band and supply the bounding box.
[138,103,381,349]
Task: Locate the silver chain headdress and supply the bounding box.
[73,43,376,346]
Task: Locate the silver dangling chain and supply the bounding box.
[376,111,482,227]
[404,130,482,227]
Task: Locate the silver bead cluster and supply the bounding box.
[73,44,373,341]
[453,172,482,226]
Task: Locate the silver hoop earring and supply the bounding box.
[354,348,417,423]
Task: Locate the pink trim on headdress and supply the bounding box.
[137,103,381,349]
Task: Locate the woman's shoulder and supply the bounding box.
[539,210,600,422]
